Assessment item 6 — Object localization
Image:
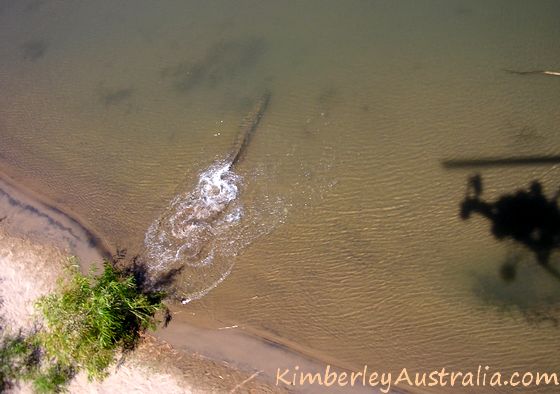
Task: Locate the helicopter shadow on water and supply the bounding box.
[469,246,560,327]
[459,174,560,325]
[461,174,560,277]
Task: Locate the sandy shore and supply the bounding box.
[0,170,289,393]
[0,230,187,393]
[0,228,288,393]
[0,169,393,394]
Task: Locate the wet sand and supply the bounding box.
[0,171,111,271]
[0,170,394,393]
[0,227,283,393]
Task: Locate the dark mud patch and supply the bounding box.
[21,39,47,61]
[100,87,134,107]
[0,175,111,269]
[24,0,47,14]
[162,37,266,94]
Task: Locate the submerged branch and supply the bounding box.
[504,69,560,77]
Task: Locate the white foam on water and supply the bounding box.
[144,159,284,303]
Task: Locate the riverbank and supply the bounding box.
[0,169,395,393]
[0,169,285,393]
[0,228,284,393]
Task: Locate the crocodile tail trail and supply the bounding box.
[229,90,272,168]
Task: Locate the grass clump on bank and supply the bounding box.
[0,331,40,392]
[0,259,164,392]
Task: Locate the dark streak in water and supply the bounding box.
[228,91,271,168]
[24,0,47,14]
[504,69,560,77]
[162,38,266,94]
[441,155,560,169]
[101,88,134,107]
[0,186,79,238]
[21,39,47,61]
[0,182,111,258]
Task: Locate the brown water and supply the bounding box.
[1,0,560,392]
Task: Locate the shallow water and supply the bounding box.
[1,0,560,392]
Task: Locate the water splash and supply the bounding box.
[144,158,284,303]
[144,91,278,302]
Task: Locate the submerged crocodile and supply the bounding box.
[143,91,273,300]
[227,90,271,168]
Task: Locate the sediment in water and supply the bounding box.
[0,168,391,393]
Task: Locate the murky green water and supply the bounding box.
[1,0,560,391]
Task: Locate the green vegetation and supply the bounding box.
[0,260,164,393]
[0,331,39,392]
